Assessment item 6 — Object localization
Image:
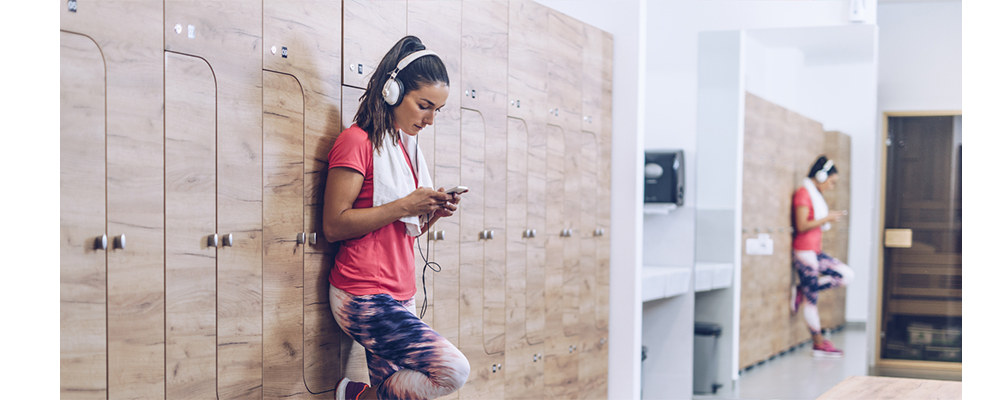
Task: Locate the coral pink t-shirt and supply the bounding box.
[792,187,822,253]
[327,125,417,300]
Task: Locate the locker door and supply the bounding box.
[261,70,309,398]
[546,9,583,132]
[262,1,345,393]
[507,0,548,121]
[461,0,508,116]
[408,0,462,334]
[164,52,218,399]
[504,118,546,400]
[544,124,578,399]
[581,25,603,134]
[459,110,504,399]
[591,30,614,399]
[563,130,582,339]
[63,2,167,397]
[577,130,604,399]
[60,31,107,400]
[165,2,265,396]
[343,0,407,89]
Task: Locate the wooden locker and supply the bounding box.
[581,25,603,133]
[343,0,407,89]
[408,0,463,338]
[459,109,505,399]
[262,0,345,393]
[508,0,550,349]
[60,31,107,400]
[594,33,612,375]
[164,52,218,398]
[504,118,546,400]
[544,124,578,399]
[61,1,167,397]
[577,131,602,399]
[546,9,583,132]
[164,1,265,396]
[508,0,549,122]
[261,70,309,398]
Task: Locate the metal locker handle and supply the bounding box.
[97,234,108,250]
[297,232,306,244]
[114,234,126,250]
[309,232,318,245]
[222,233,234,247]
[208,234,219,248]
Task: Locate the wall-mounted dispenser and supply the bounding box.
[644,150,685,206]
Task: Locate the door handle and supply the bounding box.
[884,229,912,248]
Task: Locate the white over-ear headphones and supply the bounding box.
[816,159,835,183]
[382,49,439,106]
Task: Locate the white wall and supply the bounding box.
[537,1,648,398]
[878,1,962,112]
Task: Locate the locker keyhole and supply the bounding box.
[68,0,77,12]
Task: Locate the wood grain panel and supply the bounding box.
[342,0,407,89]
[595,31,613,336]
[581,24,603,131]
[165,52,218,398]
[458,109,505,399]
[262,1,345,392]
[508,0,549,121]
[60,32,107,400]
[165,1,265,396]
[261,71,309,398]
[546,9,583,132]
[526,114,549,345]
[577,131,602,399]
[483,100,508,357]
[544,124,579,398]
[817,376,961,400]
[504,117,545,399]
[562,128,582,338]
[61,2,167,397]
[461,0,508,119]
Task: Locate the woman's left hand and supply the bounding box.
[434,187,461,218]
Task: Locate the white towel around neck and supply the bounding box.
[372,132,434,237]
[802,178,831,232]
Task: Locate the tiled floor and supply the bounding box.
[694,325,868,400]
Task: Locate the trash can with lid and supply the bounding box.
[693,322,723,394]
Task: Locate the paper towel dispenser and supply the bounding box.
[644,150,685,206]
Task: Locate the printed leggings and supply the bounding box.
[793,251,854,334]
[330,285,470,400]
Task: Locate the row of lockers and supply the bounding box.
[60,0,612,399]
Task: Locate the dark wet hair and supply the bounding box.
[355,35,450,153]
[808,155,838,178]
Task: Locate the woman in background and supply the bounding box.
[323,35,470,400]
[791,156,855,358]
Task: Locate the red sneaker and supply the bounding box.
[812,340,843,358]
[336,378,370,400]
[790,286,803,315]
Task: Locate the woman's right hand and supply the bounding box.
[400,187,451,217]
[825,210,848,223]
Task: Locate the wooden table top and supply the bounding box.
[817,375,961,400]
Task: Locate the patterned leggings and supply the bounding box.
[793,251,854,334]
[330,285,470,400]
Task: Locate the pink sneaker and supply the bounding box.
[336,378,370,400]
[790,286,803,315]
[813,340,843,358]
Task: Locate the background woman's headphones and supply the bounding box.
[816,159,835,183]
[382,49,438,106]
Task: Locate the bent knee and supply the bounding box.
[434,351,470,395]
[838,265,855,286]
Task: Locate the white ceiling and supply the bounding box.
[745,25,877,65]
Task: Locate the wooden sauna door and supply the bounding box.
[880,115,962,364]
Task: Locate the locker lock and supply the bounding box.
[492,363,502,373]
[533,354,542,362]
[68,0,77,12]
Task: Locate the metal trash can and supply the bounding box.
[693,322,723,394]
